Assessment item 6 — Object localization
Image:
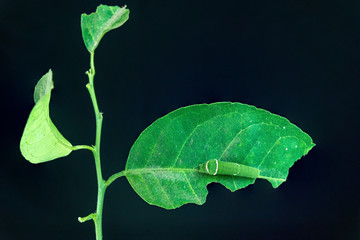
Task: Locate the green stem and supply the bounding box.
[80,52,127,240]
[86,52,106,240]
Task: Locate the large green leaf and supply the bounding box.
[125,102,315,209]
[81,5,129,53]
[20,70,73,164]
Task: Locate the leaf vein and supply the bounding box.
[151,172,175,209]
[144,116,180,168]
[257,137,282,169]
[136,173,156,203]
[232,176,238,189]
[171,124,201,167]
[182,172,202,204]
[172,111,241,167]
[218,123,263,161]
[242,134,262,163]
[257,135,299,169]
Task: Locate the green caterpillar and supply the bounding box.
[198,159,260,179]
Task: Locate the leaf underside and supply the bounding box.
[125,102,315,209]
[81,4,129,53]
[20,70,72,164]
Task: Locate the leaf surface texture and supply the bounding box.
[125,102,315,209]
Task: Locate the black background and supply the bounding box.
[1,0,359,239]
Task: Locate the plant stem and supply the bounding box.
[86,52,106,240]
[81,52,127,240]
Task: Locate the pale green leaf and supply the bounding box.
[125,102,315,209]
[81,4,129,53]
[20,70,73,164]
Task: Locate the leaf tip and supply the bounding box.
[33,69,54,103]
[269,179,286,188]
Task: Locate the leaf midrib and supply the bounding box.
[124,167,287,182]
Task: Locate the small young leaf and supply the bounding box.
[125,102,315,209]
[81,5,129,53]
[20,70,73,164]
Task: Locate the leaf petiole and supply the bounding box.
[78,213,95,223]
[105,170,126,187]
[72,145,95,152]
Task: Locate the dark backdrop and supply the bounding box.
[1,0,359,239]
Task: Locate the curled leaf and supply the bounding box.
[20,70,73,164]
